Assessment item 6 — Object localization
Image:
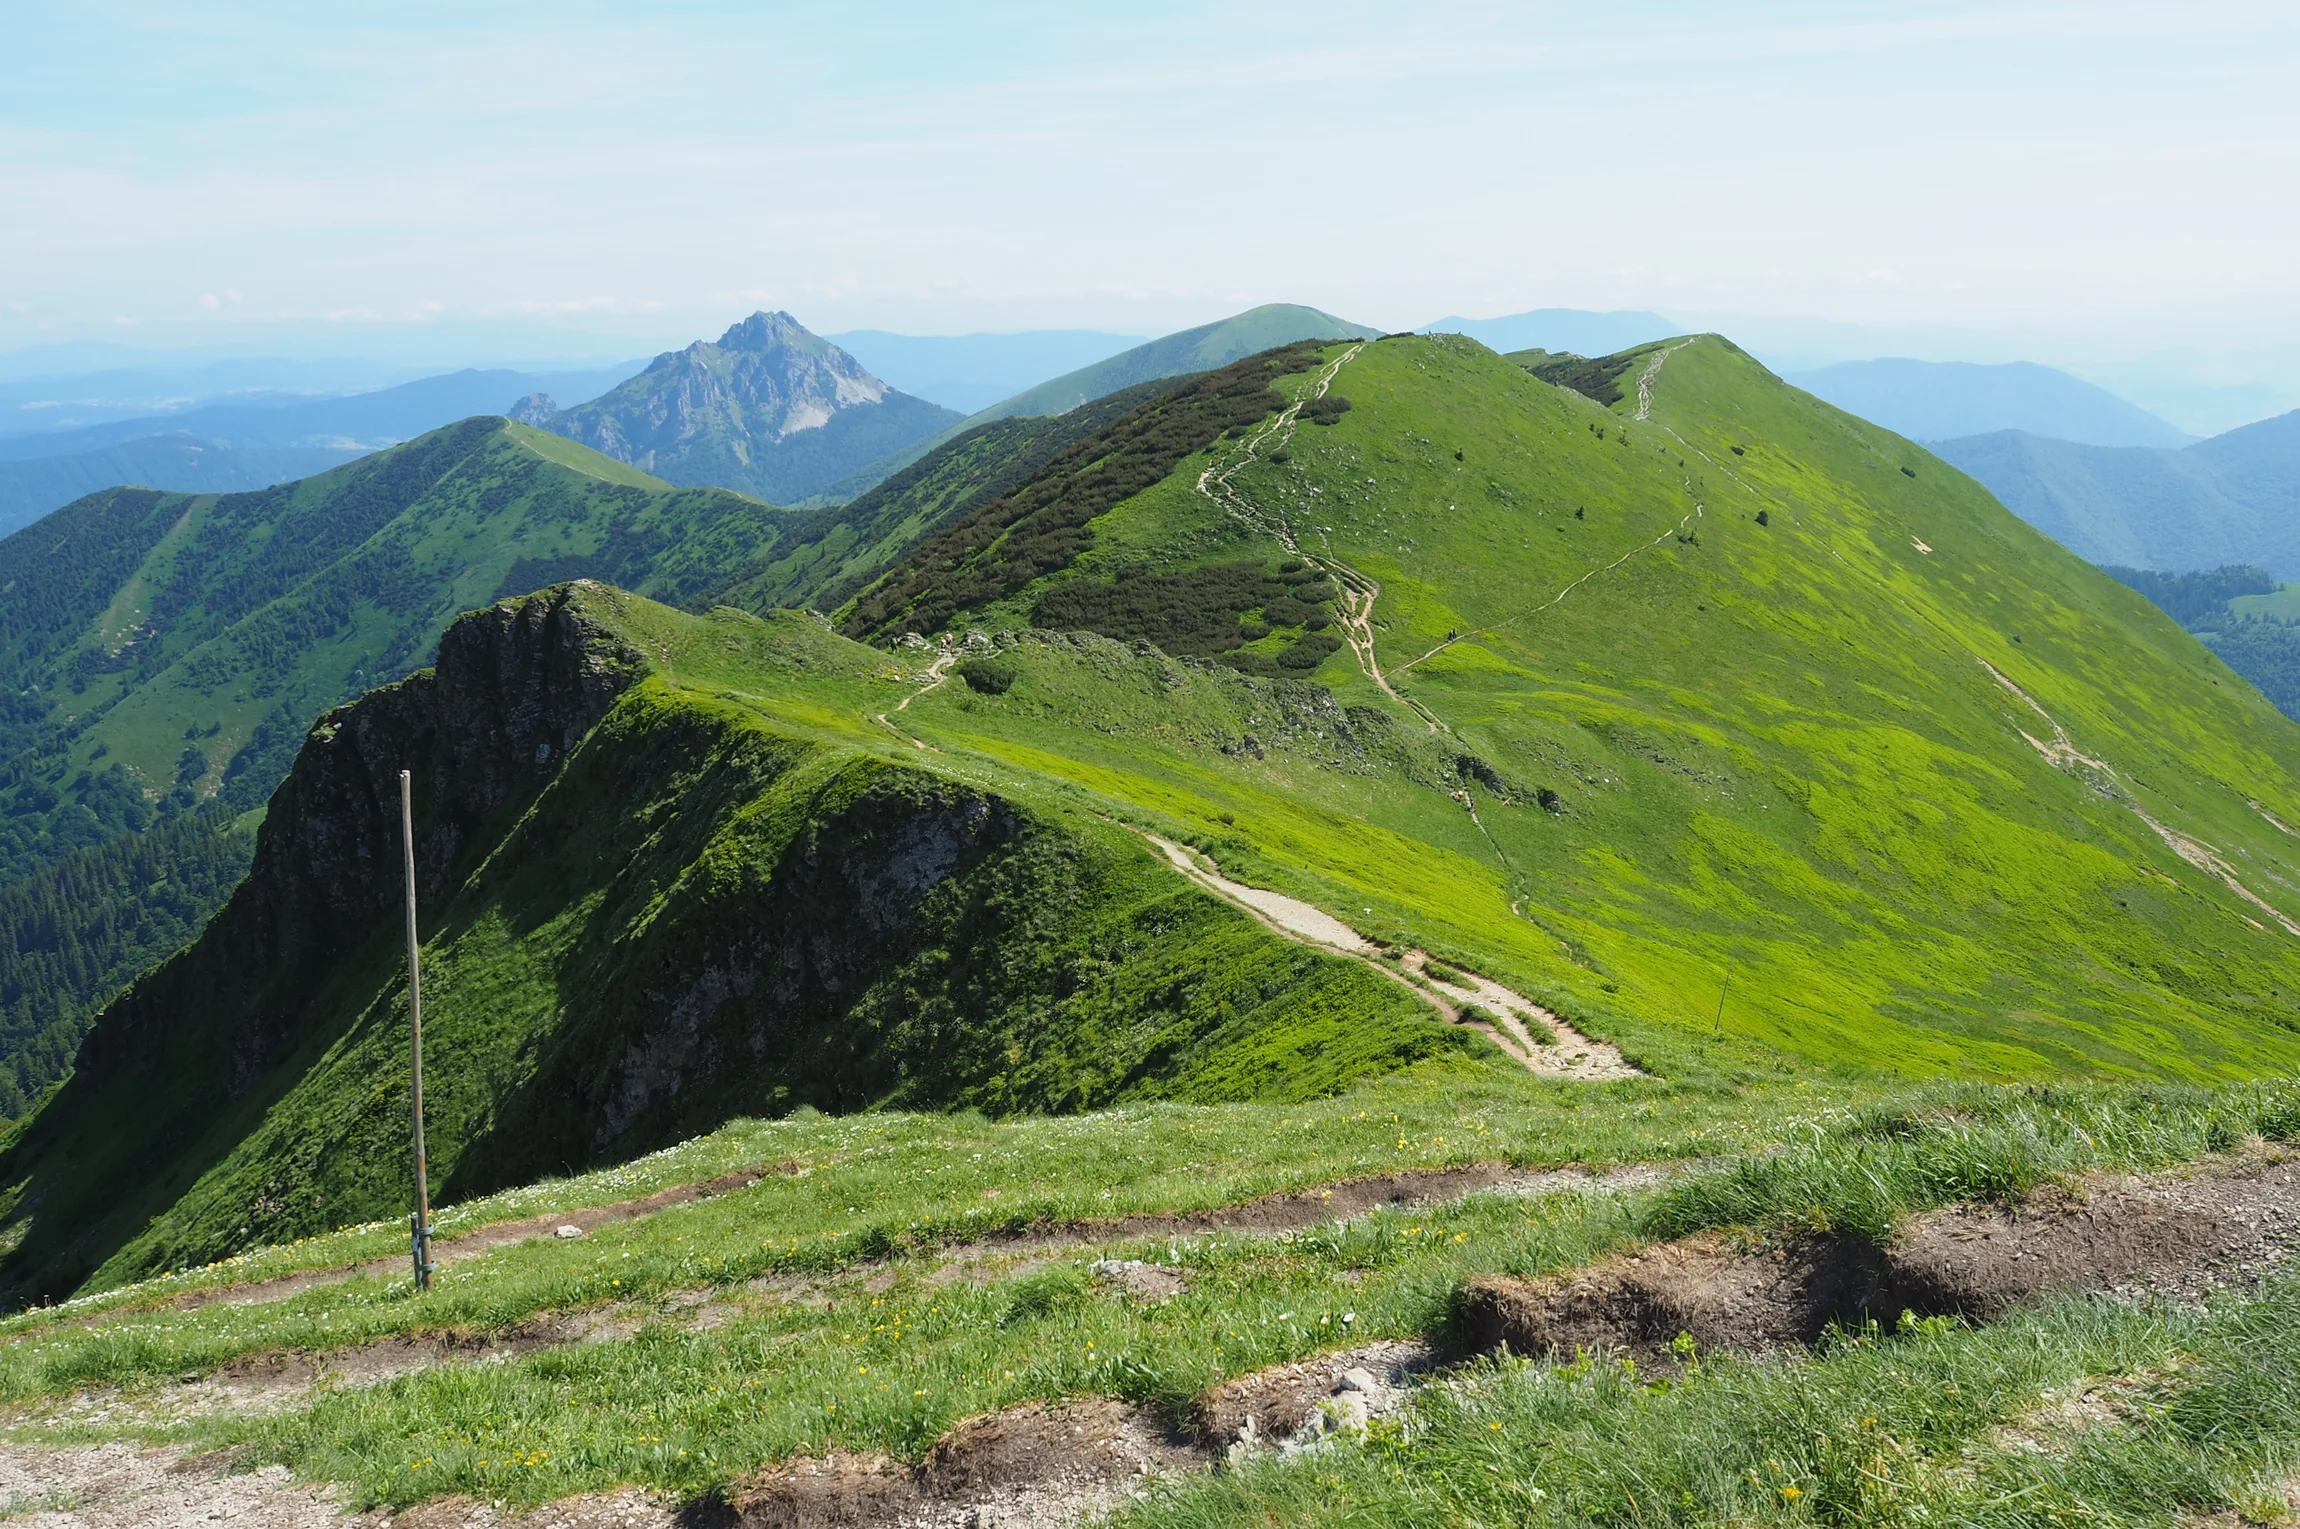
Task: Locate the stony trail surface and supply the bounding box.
[1141,833,1638,1079]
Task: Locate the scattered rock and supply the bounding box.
[1087,1259,1190,1302]
[1197,1339,1431,1453]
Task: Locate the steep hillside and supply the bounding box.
[1934,411,2300,572]
[533,313,960,502]
[2102,564,2300,724]
[849,332,2300,1082]
[1788,358,2192,448]
[699,380,1173,616]
[19,332,2300,1306]
[0,584,1466,1302]
[0,805,256,1119]
[0,421,804,1108]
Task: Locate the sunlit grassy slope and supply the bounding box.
[0,588,1473,1301]
[20,330,2300,1303]
[850,332,2300,1080]
[0,418,792,877]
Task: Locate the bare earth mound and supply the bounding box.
[1458,1149,2300,1362]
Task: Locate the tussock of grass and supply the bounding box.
[1643,1079,2298,1242]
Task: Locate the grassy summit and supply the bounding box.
[849,332,2300,1078]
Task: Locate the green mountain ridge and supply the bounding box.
[13,331,2300,1309]
[0,584,1464,1301]
[0,419,815,1107]
[814,304,1383,501]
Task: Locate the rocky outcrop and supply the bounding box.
[75,583,646,1090]
[505,391,560,425]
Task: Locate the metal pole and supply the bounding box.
[401,770,434,1292]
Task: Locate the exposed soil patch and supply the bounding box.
[1893,1149,2300,1316]
[32,1311,645,1427]
[733,1399,1201,1529]
[1077,1160,1656,1243]
[1457,1149,2300,1364]
[1456,1230,1886,1363]
[0,1440,346,1528]
[1197,1338,1432,1448]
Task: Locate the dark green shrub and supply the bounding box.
[1277,632,1344,669]
[956,657,1017,695]
[1303,395,1352,425]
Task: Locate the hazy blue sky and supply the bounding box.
[5,1,2296,360]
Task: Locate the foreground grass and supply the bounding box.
[1132,1274,2300,1529]
[5,1071,2298,1511]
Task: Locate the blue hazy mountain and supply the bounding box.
[1789,358,2192,449]
[0,363,640,535]
[1936,410,2300,574]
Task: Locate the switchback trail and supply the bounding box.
[1195,346,1444,732]
[873,641,959,748]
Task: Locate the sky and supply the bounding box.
[4,1,2298,380]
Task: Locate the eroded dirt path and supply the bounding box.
[871,641,960,750]
[41,1148,2300,1529]
[1978,659,2300,937]
[1192,346,1443,731]
[1141,833,1638,1079]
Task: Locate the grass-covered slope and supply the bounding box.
[700,380,1173,617]
[818,305,1384,500]
[0,417,791,879]
[0,584,1467,1303]
[846,332,2300,1082]
[0,419,814,1112]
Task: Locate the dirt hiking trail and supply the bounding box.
[1141,832,1637,1079]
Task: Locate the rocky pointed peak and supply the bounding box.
[535,311,961,501]
[717,311,815,352]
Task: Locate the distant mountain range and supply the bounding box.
[1788,358,2192,449]
[0,364,639,536]
[520,313,959,504]
[1934,411,2300,575]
